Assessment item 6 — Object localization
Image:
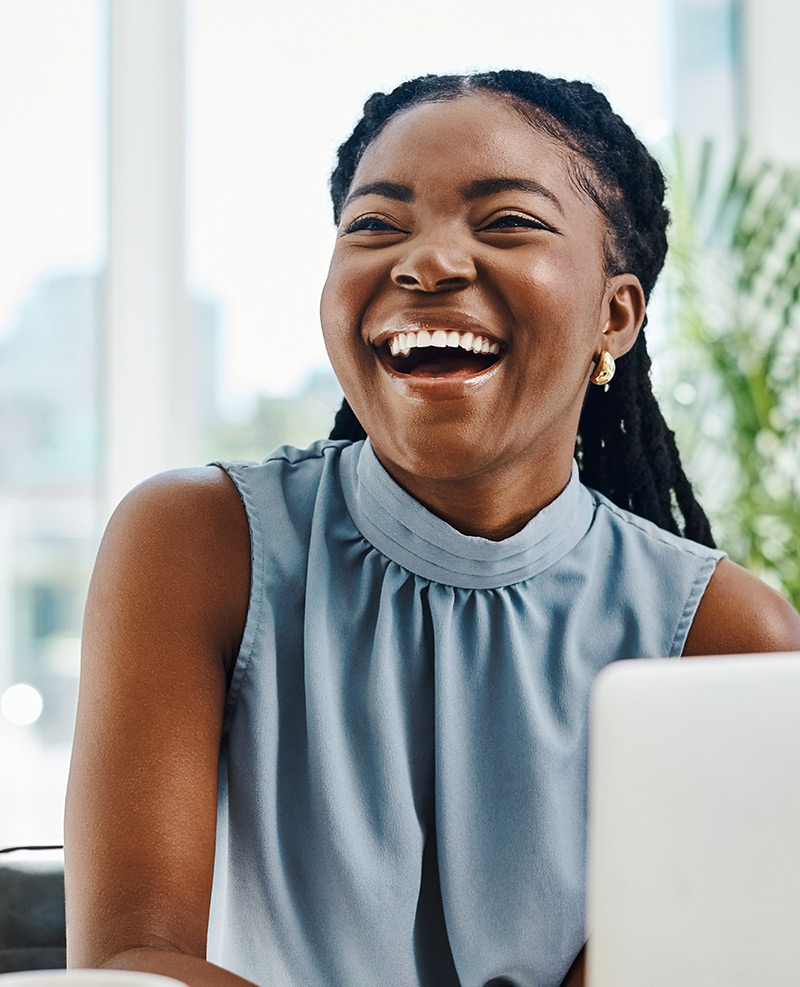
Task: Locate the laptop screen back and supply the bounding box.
[586,654,800,987]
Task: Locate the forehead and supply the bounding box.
[351,92,589,210]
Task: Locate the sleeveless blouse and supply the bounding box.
[206,439,723,987]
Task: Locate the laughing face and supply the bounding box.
[320,93,643,531]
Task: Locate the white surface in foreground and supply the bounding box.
[587,653,800,987]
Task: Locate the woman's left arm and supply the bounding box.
[560,945,585,986]
[683,558,800,657]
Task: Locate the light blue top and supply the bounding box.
[206,439,723,987]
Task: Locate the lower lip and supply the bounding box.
[382,359,503,401]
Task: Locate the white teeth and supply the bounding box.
[384,328,503,359]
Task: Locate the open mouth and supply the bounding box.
[377,328,503,379]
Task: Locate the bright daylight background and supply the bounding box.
[1,0,798,844]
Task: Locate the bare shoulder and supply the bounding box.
[105,465,247,548]
[683,558,800,657]
[89,466,251,674]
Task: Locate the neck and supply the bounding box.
[373,446,576,541]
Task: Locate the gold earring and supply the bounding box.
[590,350,615,386]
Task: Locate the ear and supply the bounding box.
[598,274,646,360]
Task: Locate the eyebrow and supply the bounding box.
[343,181,414,209]
[462,177,564,215]
[342,176,564,215]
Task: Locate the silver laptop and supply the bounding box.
[586,653,800,987]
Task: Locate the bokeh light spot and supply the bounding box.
[1,683,44,726]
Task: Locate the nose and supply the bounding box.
[390,234,477,292]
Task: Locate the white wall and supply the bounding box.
[743,0,800,162]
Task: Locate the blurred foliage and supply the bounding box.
[662,140,800,608]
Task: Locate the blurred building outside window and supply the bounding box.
[0,0,103,845]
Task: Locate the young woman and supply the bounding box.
[65,71,800,987]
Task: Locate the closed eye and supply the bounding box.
[480,213,557,233]
[342,215,406,235]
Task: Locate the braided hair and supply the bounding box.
[327,70,714,546]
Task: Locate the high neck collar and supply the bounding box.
[339,440,594,589]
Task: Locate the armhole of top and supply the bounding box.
[670,551,726,656]
[211,461,266,734]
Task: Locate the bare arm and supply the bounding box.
[65,467,253,987]
[683,558,800,657]
[560,945,585,987]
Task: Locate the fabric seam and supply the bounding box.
[210,461,265,733]
[669,554,723,655]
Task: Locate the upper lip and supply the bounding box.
[370,311,503,348]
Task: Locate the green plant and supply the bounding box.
[662,139,800,608]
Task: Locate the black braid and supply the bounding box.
[329,398,366,442]
[576,335,714,544]
[326,70,715,547]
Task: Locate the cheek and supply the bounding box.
[496,266,577,344]
[319,258,348,331]
[319,263,378,413]
[319,277,351,387]
[503,253,605,338]
[320,253,378,345]
[320,266,358,368]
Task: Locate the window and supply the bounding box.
[0,0,102,845]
